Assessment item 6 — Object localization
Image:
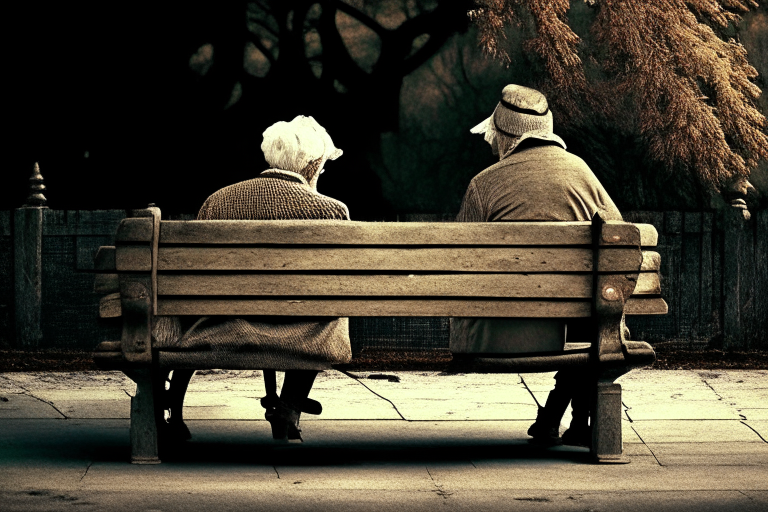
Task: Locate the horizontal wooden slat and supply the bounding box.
[160,220,659,247]
[634,272,661,295]
[158,274,594,298]
[94,273,120,293]
[158,272,662,298]
[93,246,116,272]
[160,220,595,246]
[641,251,661,271]
[637,224,658,247]
[624,298,668,315]
[99,293,122,318]
[153,247,644,273]
[157,298,592,318]
[601,222,640,246]
[116,246,152,271]
[116,217,153,242]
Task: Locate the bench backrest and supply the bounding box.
[97,210,665,316]
[94,207,666,363]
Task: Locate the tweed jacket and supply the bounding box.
[450,143,622,354]
[154,169,352,370]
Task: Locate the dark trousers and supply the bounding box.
[540,369,592,428]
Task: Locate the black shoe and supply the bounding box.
[265,401,303,442]
[562,425,591,447]
[527,407,562,446]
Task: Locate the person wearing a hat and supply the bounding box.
[156,115,351,442]
[451,85,624,447]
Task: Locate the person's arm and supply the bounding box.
[456,180,485,222]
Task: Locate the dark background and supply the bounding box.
[5,2,768,218]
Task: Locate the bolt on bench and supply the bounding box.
[92,206,667,464]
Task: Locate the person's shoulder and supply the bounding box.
[204,178,263,202]
[312,192,350,220]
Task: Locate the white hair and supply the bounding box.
[261,115,342,172]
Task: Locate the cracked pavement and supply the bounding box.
[0,369,766,511]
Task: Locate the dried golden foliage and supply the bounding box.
[521,0,587,123]
[470,0,768,191]
[468,0,518,64]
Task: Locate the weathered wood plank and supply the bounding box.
[601,222,640,246]
[157,298,592,318]
[14,207,43,348]
[664,212,682,337]
[94,273,120,293]
[641,251,661,271]
[680,213,702,340]
[723,209,744,349]
[637,224,658,247]
[153,247,645,273]
[116,246,152,272]
[699,212,714,340]
[624,298,668,316]
[157,273,594,298]
[160,220,656,247]
[157,272,664,298]
[755,210,768,349]
[160,220,594,246]
[634,272,661,295]
[94,246,116,272]
[99,292,122,318]
[119,275,153,363]
[116,218,153,243]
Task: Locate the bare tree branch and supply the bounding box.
[330,0,389,37]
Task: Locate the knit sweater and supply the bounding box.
[153,169,352,370]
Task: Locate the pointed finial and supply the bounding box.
[23,163,48,208]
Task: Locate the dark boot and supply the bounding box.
[527,406,562,446]
[561,424,591,447]
[160,369,194,441]
[265,400,302,441]
[562,382,591,447]
[262,370,320,442]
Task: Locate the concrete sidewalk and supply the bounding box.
[1,369,766,511]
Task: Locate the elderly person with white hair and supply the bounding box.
[452,85,623,448]
[159,116,351,442]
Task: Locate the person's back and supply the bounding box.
[198,170,348,222]
[453,85,622,447]
[459,144,620,223]
[160,116,351,443]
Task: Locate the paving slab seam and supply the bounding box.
[19,387,68,419]
[701,377,726,401]
[338,370,406,420]
[741,420,768,443]
[79,462,93,482]
[630,425,662,466]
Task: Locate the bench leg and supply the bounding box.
[128,368,161,464]
[591,380,629,464]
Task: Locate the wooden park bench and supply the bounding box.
[92,206,667,464]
